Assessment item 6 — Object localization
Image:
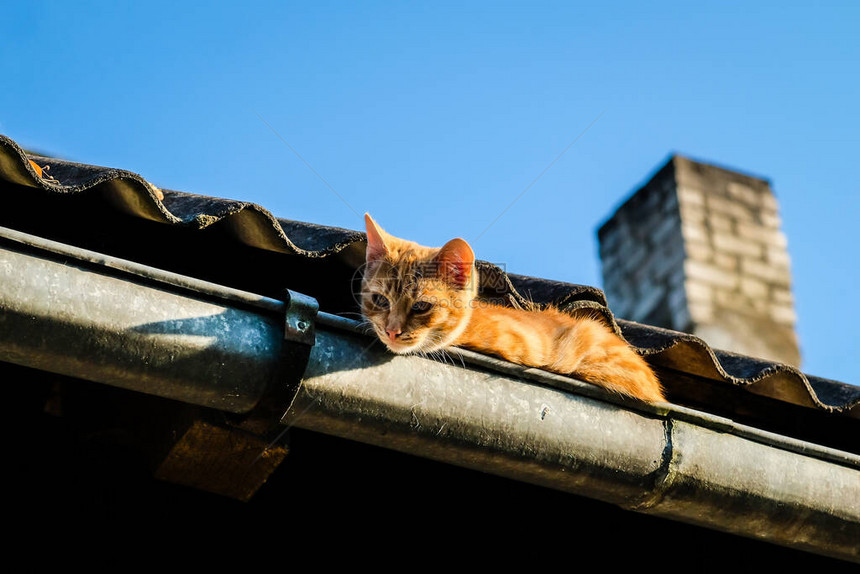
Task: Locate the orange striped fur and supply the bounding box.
[361,214,664,403]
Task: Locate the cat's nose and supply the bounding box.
[386,328,402,342]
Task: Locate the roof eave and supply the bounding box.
[288,313,860,563]
[1,224,858,564]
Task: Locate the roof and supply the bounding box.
[2,134,859,563]
[3,135,856,425]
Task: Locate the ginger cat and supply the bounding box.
[360,214,664,403]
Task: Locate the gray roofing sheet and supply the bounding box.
[1,134,858,430]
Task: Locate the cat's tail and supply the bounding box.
[583,350,665,403]
[552,318,665,403]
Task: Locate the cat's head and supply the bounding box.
[361,213,478,354]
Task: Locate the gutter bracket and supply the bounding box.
[283,289,319,346]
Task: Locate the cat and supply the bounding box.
[360,214,665,403]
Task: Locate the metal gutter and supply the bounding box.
[285,312,860,563]
[2,225,857,561]
[0,225,317,413]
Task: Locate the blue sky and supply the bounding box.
[1,1,857,385]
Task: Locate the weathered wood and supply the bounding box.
[154,420,287,502]
[43,373,291,502]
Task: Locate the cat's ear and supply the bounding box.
[364,213,389,263]
[434,238,475,289]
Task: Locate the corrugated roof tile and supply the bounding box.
[2,134,857,424]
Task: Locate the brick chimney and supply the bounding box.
[597,155,801,367]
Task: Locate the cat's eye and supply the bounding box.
[411,301,433,314]
[371,293,390,309]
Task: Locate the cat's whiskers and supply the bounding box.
[413,333,459,367]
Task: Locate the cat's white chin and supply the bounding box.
[377,322,469,355]
[384,341,421,354]
[385,337,447,355]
